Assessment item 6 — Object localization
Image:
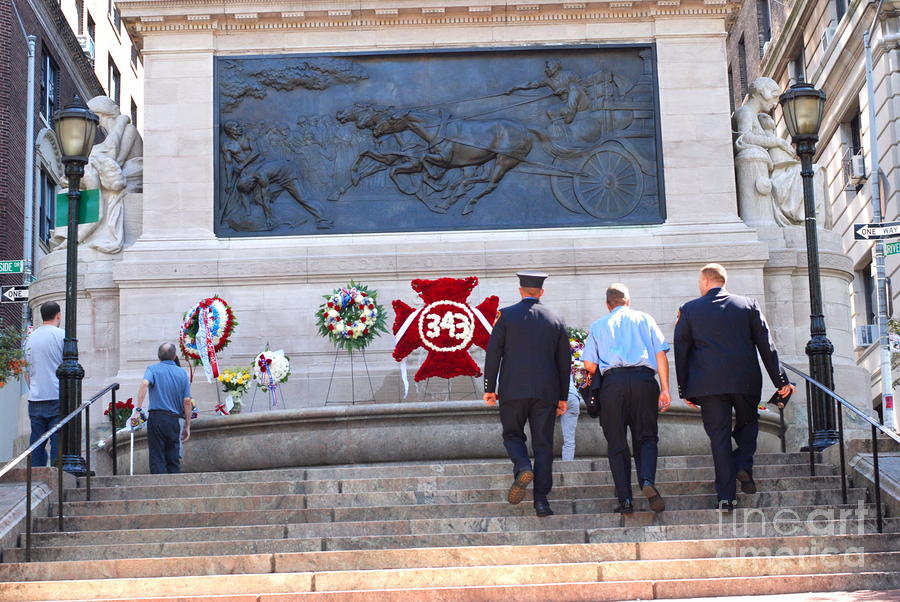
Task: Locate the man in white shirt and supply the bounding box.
[24,302,65,466]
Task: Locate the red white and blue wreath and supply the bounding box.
[315,282,387,352]
[179,296,236,382]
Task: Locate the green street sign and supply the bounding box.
[887,241,900,256]
[0,260,24,274]
[55,189,100,227]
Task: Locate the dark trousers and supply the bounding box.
[598,367,660,503]
[696,393,759,501]
[499,397,557,502]
[147,412,182,474]
[28,400,60,467]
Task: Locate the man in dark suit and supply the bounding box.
[674,263,794,510]
[484,271,570,517]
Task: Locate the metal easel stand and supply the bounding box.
[325,348,376,405]
[416,376,481,402]
[247,383,287,412]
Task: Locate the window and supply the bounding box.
[788,50,806,86]
[131,99,138,129]
[109,0,121,33]
[108,56,121,105]
[75,0,84,34]
[87,13,95,41]
[727,68,735,115]
[131,45,141,70]
[40,49,58,119]
[842,111,865,190]
[737,36,748,100]
[757,0,771,56]
[38,171,56,244]
[834,0,847,23]
[859,262,877,326]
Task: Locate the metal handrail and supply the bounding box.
[0,382,119,562]
[783,362,899,534]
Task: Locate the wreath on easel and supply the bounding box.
[315,282,387,352]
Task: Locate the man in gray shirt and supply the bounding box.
[134,343,192,474]
[24,302,65,466]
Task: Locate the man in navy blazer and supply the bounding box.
[674,263,794,510]
[484,271,570,518]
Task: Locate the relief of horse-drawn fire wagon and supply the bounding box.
[334,58,657,221]
[215,48,663,237]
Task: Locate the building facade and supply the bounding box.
[729,0,900,419]
[58,0,144,132]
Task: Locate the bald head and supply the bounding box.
[158,342,178,362]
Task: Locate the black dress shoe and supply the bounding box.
[534,500,554,517]
[736,470,757,494]
[716,499,737,512]
[641,481,665,513]
[614,500,634,514]
[507,469,534,505]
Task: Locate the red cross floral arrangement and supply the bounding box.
[392,277,499,384]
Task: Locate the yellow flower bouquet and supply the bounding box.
[217,367,252,413]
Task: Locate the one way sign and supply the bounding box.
[1,285,28,303]
[854,221,900,240]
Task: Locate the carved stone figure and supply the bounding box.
[734,78,832,230]
[52,95,143,254]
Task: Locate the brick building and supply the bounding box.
[0,0,103,329]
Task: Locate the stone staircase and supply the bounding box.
[1,452,899,601]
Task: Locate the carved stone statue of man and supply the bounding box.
[733,77,832,230]
[52,95,143,254]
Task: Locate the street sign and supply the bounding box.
[854,221,900,240]
[0,285,28,303]
[0,260,24,274]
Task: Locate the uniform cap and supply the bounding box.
[517,271,548,288]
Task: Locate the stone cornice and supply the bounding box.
[117,0,738,43]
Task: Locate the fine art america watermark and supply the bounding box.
[715,500,871,565]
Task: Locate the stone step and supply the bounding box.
[52,475,850,516]
[8,507,887,562]
[79,453,821,488]
[34,485,864,533]
[32,488,869,546]
[1,554,897,601]
[5,534,892,583]
[64,463,836,502]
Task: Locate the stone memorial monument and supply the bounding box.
[23,1,869,470]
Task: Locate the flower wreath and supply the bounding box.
[179,296,236,363]
[568,327,590,389]
[316,282,387,352]
[253,349,291,388]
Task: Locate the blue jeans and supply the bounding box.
[28,400,60,467]
[560,390,581,461]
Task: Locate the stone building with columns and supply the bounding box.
[21,0,874,467]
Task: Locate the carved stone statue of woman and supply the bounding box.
[51,95,143,254]
[733,77,832,230]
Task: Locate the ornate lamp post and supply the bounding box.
[779,82,839,450]
[53,96,98,475]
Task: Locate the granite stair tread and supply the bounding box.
[3,452,896,601]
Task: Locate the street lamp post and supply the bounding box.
[779,82,840,450]
[52,96,98,476]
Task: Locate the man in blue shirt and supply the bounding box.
[582,283,671,514]
[24,302,65,466]
[134,343,192,474]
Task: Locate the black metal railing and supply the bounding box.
[783,363,900,533]
[0,383,119,562]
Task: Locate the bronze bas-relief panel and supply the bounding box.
[214,46,666,237]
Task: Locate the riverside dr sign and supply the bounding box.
[0,260,24,275]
